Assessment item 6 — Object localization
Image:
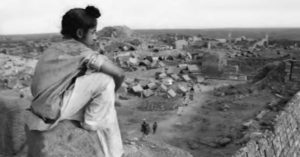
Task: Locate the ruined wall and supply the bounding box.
[232,92,300,157]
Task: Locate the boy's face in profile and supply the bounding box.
[82,26,97,47]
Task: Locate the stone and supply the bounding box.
[152,57,159,62]
[215,137,232,147]
[140,59,151,66]
[167,89,176,97]
[26,120,104,157]
[118,83,128,94]
[166,55,175,60]
[139,80,149,88]
[187,65,199,72]
[182,74,191,81]
[171,74,180,80]
[160,84,168,91]
[196,76,205,83]
[123,139,193,157]
[238,75,248,81]
[0,91,31,156]
[147,82,157,90]
[125,78,135,84]
[177,84,188,93]
[145,56,154,62]
[162,78,174,85]
[158,73,167,79]
[128,57,139,65]
[150,61,158,68]
[132,84,144,93]
[256,110,268,120]
[242,120,254,129]
[143,89,154,98]
[186,52,192,60]
[165,67,176,75]
[178,64,188,69]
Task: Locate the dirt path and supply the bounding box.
[150,92,209,141]
[118,79,247,157]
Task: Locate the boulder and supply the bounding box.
[26,120,104,157]
[27,120,193,157]
[0,90,30,156]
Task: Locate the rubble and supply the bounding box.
[187,64,200,73]
[131,85,144,93]
[160,84,168,91]
[177,84,188,93]
[147,82,157,90]
[143,89,154,98]
[162,78,174,85]
[171,73,180,80]
[182,74,191,81]
[167,89,177,97]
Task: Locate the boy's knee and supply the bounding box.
[90,73,115,87]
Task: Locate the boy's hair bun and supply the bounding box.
[85,6,101,18]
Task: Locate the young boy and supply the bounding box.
[25,6,124,157]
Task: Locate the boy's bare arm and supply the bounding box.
[82,51,125,91]
[99,59,125,91]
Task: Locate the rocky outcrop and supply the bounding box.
[0,90,30,156]
[98,26,133,39]
[26,120,193,157]
[0,89,191,157]
[26,120,104,157]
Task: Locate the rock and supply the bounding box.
[158,73,167,79]
[162,78,173,86]
[125,78,135,84]
[178,64,188,69]
[177,84,188,93]
[196,76,205,83]
[187,65,200,73]
[0,91,30,156]
[181,74,191,82]
[146,82,157,90]
[160,84,168,91]
[242,120,254,129]
[131,84,144,93]
[26,120,193,157]
[167,89,176,98]
[118,84,128,94]
[158,61,165,67]
[215,137,232,147]
[26,120,105,157]
[143,89,154,98]
[123,139,193,157]
[119,95,130,100]
[187,140,200,150]
[256,110,268,120]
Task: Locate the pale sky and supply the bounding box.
[0,0,300,35]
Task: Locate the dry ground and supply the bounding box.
[115,67,277,157]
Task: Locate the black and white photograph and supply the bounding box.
[1,0,300,157]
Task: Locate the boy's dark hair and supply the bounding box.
[61,6,101,39]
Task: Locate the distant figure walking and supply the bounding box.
[141,119,150,138]
[152,122,158,134]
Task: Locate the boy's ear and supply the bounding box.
[76,28,84,39]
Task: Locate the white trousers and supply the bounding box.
[60,73,123,157]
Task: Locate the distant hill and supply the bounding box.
[2,28,300,41]
[135,28,300,40]
[0,33,61,42]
